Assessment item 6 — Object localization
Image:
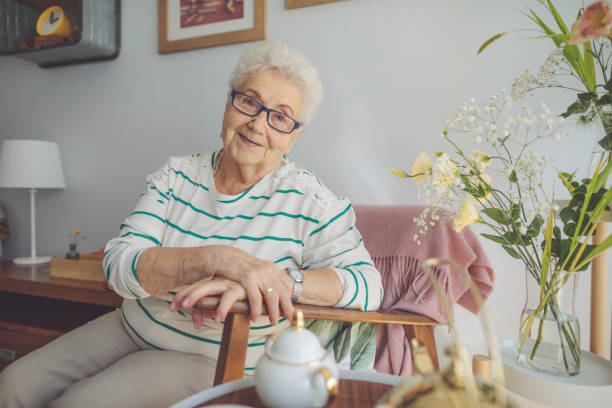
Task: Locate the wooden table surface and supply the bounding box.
[0,260,122,307]
[197,378,392,407]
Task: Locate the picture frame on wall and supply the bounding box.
[158,0,266,54]
[285,0,344,9]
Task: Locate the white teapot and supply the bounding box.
[254,309,339,408]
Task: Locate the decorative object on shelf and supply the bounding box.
[0,0,120,68]
[0,140,66,265]
[375,258,511,407]
[390,89,611,376]
[65,229,87,260]
[36,6,74,39]
[158,0,265,54]
[254,309,339,408]
[285,0,344,9]
[50,252,105,282]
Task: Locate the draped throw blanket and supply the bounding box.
[353,205,495,377]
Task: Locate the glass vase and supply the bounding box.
[517,266,581,376]
[66,243,80,260]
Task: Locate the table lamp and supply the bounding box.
[0,140,66,264]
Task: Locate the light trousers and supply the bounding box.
[0,310,215,408]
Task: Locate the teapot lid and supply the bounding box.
[266,309,327,364]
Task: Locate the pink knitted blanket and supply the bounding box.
[353,205,494,377]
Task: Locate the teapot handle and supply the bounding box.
[311,367,338,406]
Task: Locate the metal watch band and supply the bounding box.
[291,280,303,303]
[286,268,304,303]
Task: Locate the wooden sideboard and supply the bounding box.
[0,260,122,371]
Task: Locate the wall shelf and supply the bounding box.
[0,0,120,68]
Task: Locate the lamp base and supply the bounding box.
[13,256,52,265]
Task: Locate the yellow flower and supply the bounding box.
[410,152,433,185]
[389,168,409,178]
[74,229,81,236]
[453,199,481,232]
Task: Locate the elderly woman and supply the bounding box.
[0,41,382,408]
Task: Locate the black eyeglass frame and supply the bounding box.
[230,89,302,134]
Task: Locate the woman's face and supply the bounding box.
[220,68,304,175]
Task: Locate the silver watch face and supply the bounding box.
[288,268,303,283]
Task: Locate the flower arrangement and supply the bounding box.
[66,228,87,260]
[68,228,86,246]
[468,0,612,375]
[479,0,612,148]
[391,89,611,375]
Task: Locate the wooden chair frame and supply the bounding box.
[196,298,440,385]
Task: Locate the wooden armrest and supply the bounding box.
[195,297,438,325]
[197,297,440,385]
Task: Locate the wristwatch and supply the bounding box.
[286,267,303,303]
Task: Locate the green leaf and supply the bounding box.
[553,226,561,240]
[324,321,343,351]
[559,239,596,272]
[546,0,570,34]
[527,215,545,238]
[332,322,353,363]
[477,32,507,54]
[564,222,577,236]
[306,319,330,336]
[502,245,521,259]
[559,207,575,224]
[349,323,377,370]
[510,203,522,222]
[576,233,612,270]
[481,233,510,244]
[509,170,518,183]
[482,207,510,224]
[583,41,597,92]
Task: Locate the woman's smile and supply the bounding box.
[238,132,261,147]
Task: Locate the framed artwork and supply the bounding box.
[285,0,344,9]
[158,0,266,54]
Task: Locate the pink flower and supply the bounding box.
[568,0,612,45]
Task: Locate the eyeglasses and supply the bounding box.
[230,90,302,134]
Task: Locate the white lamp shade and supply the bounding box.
[0,139,66,189]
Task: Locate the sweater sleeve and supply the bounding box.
[103,160,174,299]
[302,199,383,311]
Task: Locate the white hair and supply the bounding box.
[228,40,324,126]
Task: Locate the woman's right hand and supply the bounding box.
[203,246,295,324]
[170,277,247,328]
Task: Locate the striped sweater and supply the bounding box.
[103,151,382,369]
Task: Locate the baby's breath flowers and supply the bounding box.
[394,91,568,240]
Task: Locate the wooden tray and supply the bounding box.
[50,253,105,282]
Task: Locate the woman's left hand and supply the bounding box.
[170,277,248,329]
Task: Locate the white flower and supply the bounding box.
[453,199,481,232]
[432,153,458,187]
[519,225,528,235]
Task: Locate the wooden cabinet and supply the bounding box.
[0,261,121,371]
[0,0,120,68]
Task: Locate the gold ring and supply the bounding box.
[266,287,273,294]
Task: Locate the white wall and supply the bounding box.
[1,0,610,361]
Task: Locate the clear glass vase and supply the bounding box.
[517,266,581,376]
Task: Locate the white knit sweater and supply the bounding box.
[103,151,382,370]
